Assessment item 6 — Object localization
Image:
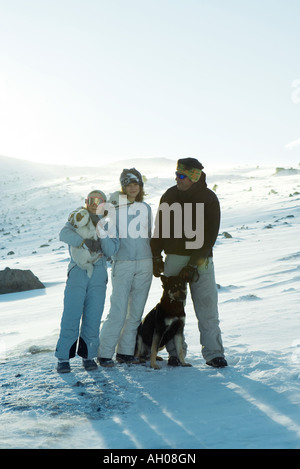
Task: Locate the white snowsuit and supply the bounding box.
[98,197,153,359]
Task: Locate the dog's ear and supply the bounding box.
[68,211,75,226]
[75,212,83,222]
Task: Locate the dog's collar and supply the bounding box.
[162,293,186,303]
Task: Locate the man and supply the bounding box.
[150,158,227,368]
[55,190,119,373]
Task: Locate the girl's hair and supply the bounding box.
[121,186,145,202]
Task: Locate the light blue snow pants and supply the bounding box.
[55,261,108,360]
[164,255,225,362]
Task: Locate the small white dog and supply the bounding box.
[68,208,102,278]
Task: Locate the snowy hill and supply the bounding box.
[0,155,300,449]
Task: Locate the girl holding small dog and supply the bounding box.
[98,168,153,366]
[55,190,119,373]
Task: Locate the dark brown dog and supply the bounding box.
[135,275,191,369]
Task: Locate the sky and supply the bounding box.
[0,0,300,168]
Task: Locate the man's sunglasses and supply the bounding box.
[85,196,105,206]
[175,172,187,179]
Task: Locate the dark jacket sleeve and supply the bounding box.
[150,194,165,258]
[189,194,220,264]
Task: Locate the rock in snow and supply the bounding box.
[0,267,45,294]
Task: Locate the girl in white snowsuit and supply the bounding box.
[55,190,119,373]
[98,168,153,366]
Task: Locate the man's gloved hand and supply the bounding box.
[178,264,199,283]
[152,256,164,277]
[84,238,102,252]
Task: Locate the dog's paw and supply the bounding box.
[137,357,146,363]
[150,363,161,370]
[181,362,192,367]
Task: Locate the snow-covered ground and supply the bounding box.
[0,155,300,449]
